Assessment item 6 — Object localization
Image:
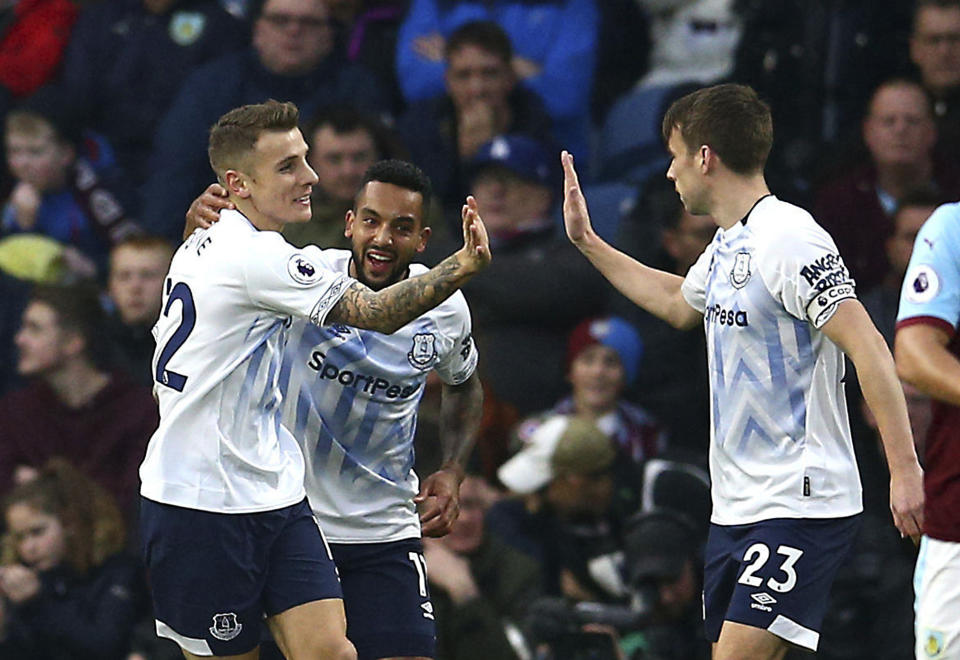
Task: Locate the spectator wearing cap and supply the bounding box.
[2,96,142,275]
[514,315,665,465]
[425,133,608,415]
[397,20,556,213]
[618,510,710,659]
[487,415,636,604]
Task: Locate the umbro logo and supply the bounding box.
[421,602,435,620]
[750,592,776,612]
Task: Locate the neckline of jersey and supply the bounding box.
[739,193,775,226]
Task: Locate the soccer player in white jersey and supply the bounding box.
[279,159,482,660]
[139,100,490,660]
[560,83,924,659]
[187,160,482,660]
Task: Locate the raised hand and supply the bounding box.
[561,151,594,245]
[456,195,491,274]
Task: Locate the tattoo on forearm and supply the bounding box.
[327,254,469,333]
[440,376,484,465]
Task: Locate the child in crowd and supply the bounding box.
[0,459,145,659]
[2,97,140,275]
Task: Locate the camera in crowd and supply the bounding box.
[525,507,707,660]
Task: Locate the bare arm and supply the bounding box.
[896,323,960,406]
[822,299,924,538]
[327,196,490,333]
[561,151,700,329]
[417,372,485,537]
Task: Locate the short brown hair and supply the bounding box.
[208,99,300,178]
[661,83,773,175]
[111,234,175,259]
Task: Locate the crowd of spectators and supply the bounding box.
[0,0,952,657]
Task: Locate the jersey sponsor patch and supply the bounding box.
[288,254,321,285]
[905,265,941,304]
[805,283,855,327]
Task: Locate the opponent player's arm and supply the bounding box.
[561,151,700,329]
[327,197,491,334]
[896,323,960,406]
[822,299,924,537]
[418,372,485,537]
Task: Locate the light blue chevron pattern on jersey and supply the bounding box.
[705,237,813,460]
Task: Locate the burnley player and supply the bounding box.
[896,200,960,659]
[561,83,923,659]
[140,101,489,660]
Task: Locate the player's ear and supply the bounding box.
[416,226,432,253]
[344,209,355,238]
[224,170,250,199]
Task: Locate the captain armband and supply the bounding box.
[805,284,856,327]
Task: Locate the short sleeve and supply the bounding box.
[243,236,354,326]
[432,292,478,386]
[897,203,960,330]
[758,222,856,328]
[680,242,714,313]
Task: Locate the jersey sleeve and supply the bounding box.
[432,291,479,386]
[680,242,714,313]
[758,221,856,328]
[243,236,354,326]
[897,203,960,330]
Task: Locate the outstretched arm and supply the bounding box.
[327,196,491,333]
[417,372,485,537]
[824,300,924,539]
[561,151,700,329]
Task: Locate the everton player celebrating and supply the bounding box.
[140,101,489,660]
[561,83,923,660]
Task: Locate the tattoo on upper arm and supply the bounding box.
[326,256,468,333]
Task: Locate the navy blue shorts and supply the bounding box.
[140,497,342,656]
[330,538,436,660]
[703,515,861,651]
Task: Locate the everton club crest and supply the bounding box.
[408,333,438,370]
[730,251,752,289]
[209,612,242,641]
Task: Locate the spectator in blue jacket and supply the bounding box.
[140,0,388,241]
[395,0,598,161]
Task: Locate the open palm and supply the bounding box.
[561,151,593,244]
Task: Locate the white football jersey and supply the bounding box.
[279,250,478,542]
[140,210,354,513]
[681,196,863,525]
